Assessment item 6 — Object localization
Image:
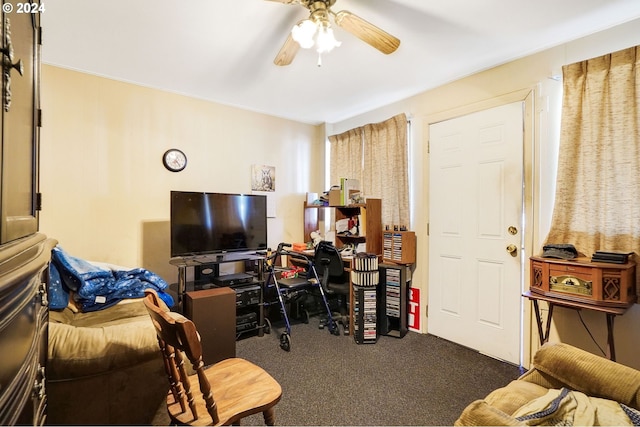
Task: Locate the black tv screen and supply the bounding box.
[170,191,267,257]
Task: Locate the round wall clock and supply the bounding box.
[162,149,187,172]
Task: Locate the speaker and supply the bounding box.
[184,287,236,365]
[194,264,218,286]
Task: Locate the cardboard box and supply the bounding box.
[329,189,361,206]
[329,189,341,206]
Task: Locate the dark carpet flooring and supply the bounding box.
[153,317,523,426]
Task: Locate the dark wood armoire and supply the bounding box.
[0,2,56,425]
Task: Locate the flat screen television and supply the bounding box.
[170,191,268,257]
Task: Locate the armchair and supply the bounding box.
[455,342,640,426]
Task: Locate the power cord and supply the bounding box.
[576,310,606,357]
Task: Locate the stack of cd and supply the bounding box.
[351,270,379,287]
[353,253,378,272]
[352,253,379,344]
[352,253,379,287]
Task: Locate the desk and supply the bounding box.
[523,290,632,361]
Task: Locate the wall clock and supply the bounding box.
[162,149,187,172]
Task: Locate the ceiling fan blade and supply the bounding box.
[274,32,300,66]
[264,0,300,4]
[333,10,400,55]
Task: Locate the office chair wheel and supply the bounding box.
[279,332,291,351]
[329,321,340,336]
[318,318,326,329]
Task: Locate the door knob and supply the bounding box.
[506,244,518,257]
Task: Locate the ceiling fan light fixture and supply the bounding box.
[291,19,317,49]
[290,16,340,56]
[315,24,340,54]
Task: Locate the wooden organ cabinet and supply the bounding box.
[529,256,636,307]
[0,4,55,425]
[527,256,636,361]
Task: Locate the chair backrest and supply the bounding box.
[144,289,220,424]
[314,241,345,279]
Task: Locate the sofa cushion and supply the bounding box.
[533,343,640,410]
[484,379,549,415]
[49,297,150,327]
[454,400,522,426]
[511,387,640,426]
[48,299,160,379]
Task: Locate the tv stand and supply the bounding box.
[169,252,268,338]
[170,252,264,307]
[173,251,259,266]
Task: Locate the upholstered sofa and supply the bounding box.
[47,298,168,425]
[455,342,640,425]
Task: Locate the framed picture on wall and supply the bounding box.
[251,165,275,192]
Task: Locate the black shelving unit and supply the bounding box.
[234,283,265,339]
[379,263,410,338]
[352,255,380,344]
[169,253,269,338]
[353,284,379,344]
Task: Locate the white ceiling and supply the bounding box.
[41,0,640,125]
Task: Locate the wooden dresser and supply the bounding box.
[0,4,52,424]
[0,234,56,424]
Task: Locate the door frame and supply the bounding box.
[424,89,536,366]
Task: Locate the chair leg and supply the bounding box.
[341,318,349,335]
[263,407,276,426]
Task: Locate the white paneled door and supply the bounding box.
[428,102,524,365]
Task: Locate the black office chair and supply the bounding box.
[314,241,350,335]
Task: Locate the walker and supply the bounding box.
[263,242,339,351]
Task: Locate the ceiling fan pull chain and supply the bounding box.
[317,52,322,67]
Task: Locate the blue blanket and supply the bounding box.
[49,246,174,312]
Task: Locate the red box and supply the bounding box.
[292,242,308,252]
[408,287,420,331]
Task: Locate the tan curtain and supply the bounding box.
[329,128,363,187]
[545,46,640,260]
[363,114,409,227]
[329,113,408,226]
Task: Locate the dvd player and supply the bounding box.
[234,284,261,307]
[213,273,254,287]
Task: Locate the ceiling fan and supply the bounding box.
[268,0,401,66]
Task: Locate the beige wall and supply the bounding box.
[328,17,640,369]
[40,66,324,284]
[40,17,640,369]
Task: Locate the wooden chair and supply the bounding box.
[143,290,282,426]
